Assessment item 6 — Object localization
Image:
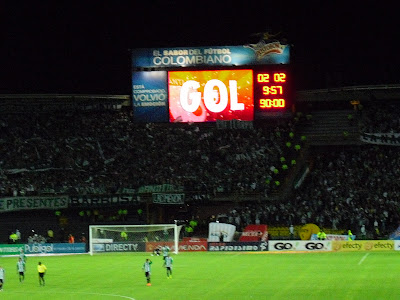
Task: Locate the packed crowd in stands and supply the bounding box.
[214,145,400,238]
[214,102,400,238]
[0,108,301,199]
[359,101,400,133]
[1,101,400,240]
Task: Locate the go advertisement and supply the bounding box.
[269,240,332,252]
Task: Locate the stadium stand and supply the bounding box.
[0,89,399,243]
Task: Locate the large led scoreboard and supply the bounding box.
[131,43,291,122]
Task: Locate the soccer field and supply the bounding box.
[0,251,399,300]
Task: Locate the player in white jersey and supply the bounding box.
[0,266,5,291]
[142,259,152,286]
[17,258,25,282]
[19,250,27,263]
[163,254,173,279]
[162,245,170,261]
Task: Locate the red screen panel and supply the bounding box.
[168,70,254,122]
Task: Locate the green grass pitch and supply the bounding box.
[0,251,399,300]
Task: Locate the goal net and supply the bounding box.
[89,224,182,255]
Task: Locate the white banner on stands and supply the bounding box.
[208,222,236,242]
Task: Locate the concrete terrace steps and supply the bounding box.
[299,110,361,145]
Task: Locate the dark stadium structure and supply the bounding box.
[0,84,399,243]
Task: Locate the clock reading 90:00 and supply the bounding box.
[255,71,289,110]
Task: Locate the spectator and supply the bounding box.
[68,234,75,243]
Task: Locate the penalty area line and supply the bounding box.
[358,253,370,265]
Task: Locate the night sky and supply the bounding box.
[1,2,399,95]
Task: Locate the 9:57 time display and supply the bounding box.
[254,67,291,118]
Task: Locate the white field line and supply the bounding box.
[4,291,136,299]
[358,252,370,265]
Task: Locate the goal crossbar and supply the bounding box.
[89,224,182,255]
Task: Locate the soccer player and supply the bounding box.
[153,246,161,256]
[37,262,47,286]
[163,254,173,279]
[19,250,27,264]
[162,245,170,261]
[17,258,25,282]
[142,259,152,286]
[0,266,5,291]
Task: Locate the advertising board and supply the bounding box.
[208,241,268,252]
[132,67,291,122]
[131,44,291,123]
[93,242,145,252]
[132,44,290,68]
[332,240,394,252]
[269,240,332,252]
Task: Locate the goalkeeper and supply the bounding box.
[153,246,161,256]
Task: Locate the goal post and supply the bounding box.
[88,224,182,255]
